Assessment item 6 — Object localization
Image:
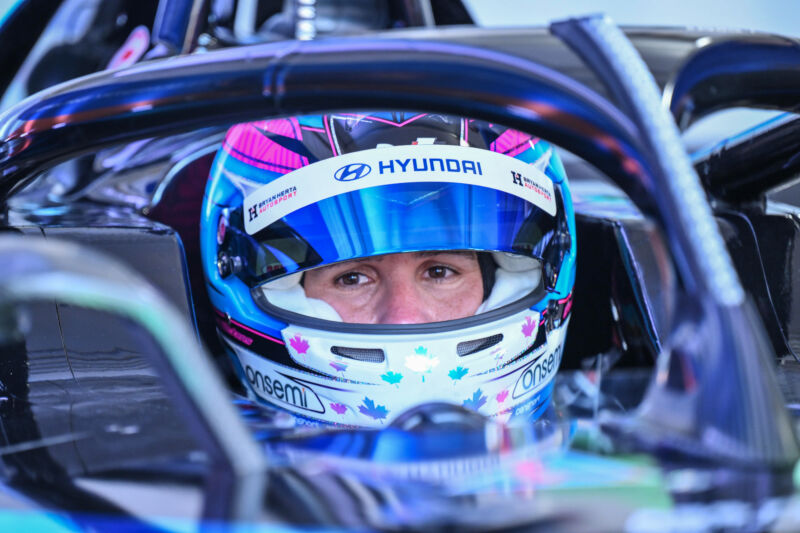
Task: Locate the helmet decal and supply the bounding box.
[223,118,310,173]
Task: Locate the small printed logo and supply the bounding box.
[509,170,552,202]
[335,162,372,182]
[243,366,325,413]
[248,204,258,222]
[512,346,561,400]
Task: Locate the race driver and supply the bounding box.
[201,111,576,427]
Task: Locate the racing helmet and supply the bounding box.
[200,112,576,427]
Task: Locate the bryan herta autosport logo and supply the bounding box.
[511,171,552,202]
[248,185,297,222]
[244,364,325,414]
[512,344,562,400]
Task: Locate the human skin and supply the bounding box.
[303,251,484,324]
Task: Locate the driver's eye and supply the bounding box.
[337,272,365,286]
[427,266,451,279]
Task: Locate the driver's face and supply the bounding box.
[303,252,484,324]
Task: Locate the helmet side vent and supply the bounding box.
[457,334,504,357]
[330,346,386,363]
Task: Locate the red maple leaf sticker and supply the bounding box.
[496,389,509,403]
[289,334,309,355]
[521,316,536,338]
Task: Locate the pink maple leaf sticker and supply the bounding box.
[496,389,509,403]
[330,402,347,415]
[330,361,348,373]
[289,334,309,355]
[521,316,536,338]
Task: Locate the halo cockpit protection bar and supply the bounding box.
[665,35,800,201]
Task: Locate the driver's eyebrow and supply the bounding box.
[415,251,477,258]
[311,251,477,273]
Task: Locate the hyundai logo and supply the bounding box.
[334,162,372,182]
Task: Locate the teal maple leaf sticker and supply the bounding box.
[381,371,403,386]
[448,366,469,381]
[463,389,488,411]
[358,397,389,421]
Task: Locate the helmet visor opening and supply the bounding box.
[218,181,567,326]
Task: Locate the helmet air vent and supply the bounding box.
[457,334,504,357]
[330,346,386,363]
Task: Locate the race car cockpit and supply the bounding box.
[0,5,799,531]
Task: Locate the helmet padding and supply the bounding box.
[475,264,541,314]
[260,254,541,320]
[262,283,344,321]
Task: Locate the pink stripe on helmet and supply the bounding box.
[223,118,309,174]
[491,129,538,158]
[335,113,429,128]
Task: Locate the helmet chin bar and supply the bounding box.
[224,308,569,427]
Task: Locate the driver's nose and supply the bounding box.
[376,277,431,324]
